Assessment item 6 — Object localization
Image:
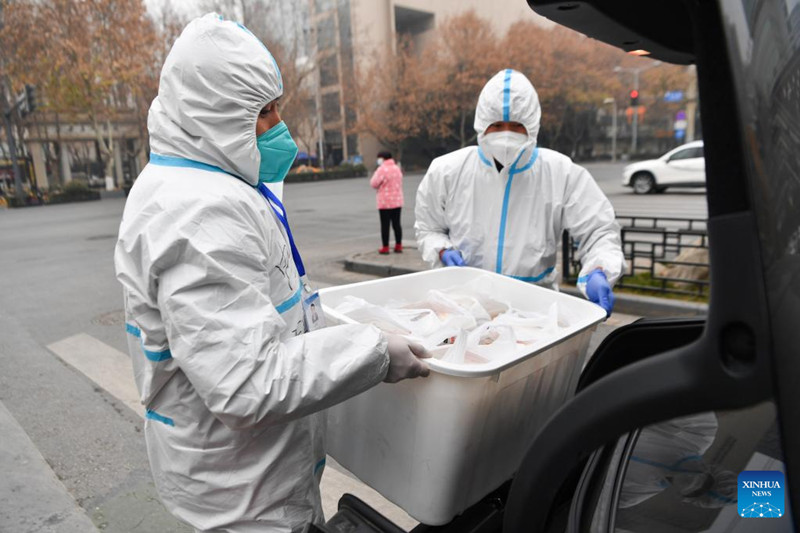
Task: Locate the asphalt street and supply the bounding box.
[286,161,707,288]
[583,161,707,219]
[0,161,707,531]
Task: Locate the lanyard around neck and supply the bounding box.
[257,184,306,277]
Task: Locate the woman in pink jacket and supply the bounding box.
[370,151,404,254]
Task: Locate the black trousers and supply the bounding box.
[379,208,402,247]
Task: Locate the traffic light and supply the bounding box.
[629,89,639,107]
[25,84,37,114]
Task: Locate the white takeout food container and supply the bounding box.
[320,267,605,525]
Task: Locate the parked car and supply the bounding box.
[622,140,705,194]
[87,175,105,188]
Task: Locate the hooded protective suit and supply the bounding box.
[415,69,625,296]
[115,14,389,532]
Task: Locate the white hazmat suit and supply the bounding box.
[415,69,625,296]
[115,14,389,532]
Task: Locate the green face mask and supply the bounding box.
[257,121,298,183]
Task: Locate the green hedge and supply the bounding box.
[285,164,367,183]
[6,194,44,207]
[47,181,101,204]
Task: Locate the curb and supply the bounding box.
[343,256,422,278]
[0,401,100,532]
[344,253,709,318]
[285,172,367,184]
[559,286,707,318]
[100,189,127,199]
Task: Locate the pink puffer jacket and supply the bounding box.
[370,159,404,210]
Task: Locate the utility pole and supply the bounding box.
[632,70,639,155]
[686,66,698,142]
[615,60,661,157]
[603,98,617,162]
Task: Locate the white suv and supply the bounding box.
[622,140,705,194]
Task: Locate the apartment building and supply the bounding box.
[308,0,546,167]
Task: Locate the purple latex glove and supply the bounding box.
[440,249,465,267]
[586,269,614,317]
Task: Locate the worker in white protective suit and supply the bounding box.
[115,14,429,533]
[619,413,737,509]
[415,69,625,316]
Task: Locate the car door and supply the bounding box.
[688,145,706,186]
[570,404,791,533]
[504,0,800,531]
[664,146,704,186]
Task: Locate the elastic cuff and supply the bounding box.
[589,268,607,281]
[577,268,605,284]
[439,247,455,260]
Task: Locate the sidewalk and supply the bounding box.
[0,400,99,532]
[344,246,708,318]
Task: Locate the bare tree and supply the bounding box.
[420,11,504,148]
[501,22,625,152]
[1,0,159,185]
[131,1,188,167]
[348,36,427,161]
[202,0,318,149]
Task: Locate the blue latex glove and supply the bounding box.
[441,249,466,267]
[585,269,614,317]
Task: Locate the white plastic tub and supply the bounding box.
[320,267,605,525]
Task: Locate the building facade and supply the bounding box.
[308,0,547,168]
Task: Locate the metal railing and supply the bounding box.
[562,215,709,298]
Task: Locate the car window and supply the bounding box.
[587,402,792,532]
[669,147,702,161]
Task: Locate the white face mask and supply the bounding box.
[376,158,385,166]
[481,131,528,167]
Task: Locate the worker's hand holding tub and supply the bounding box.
[385,335,431,383]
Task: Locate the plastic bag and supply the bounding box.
[334,296,412,334]
[392,308,449,338]
[335,276,578,366]
[395,290,478,330]
[442,275,510,320]
[466,324,519,361]
[438,324,520,364]
[335,295,465,350]
[489,303,561,344]
[438,329,469,364]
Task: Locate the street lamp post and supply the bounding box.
[686,66,698,142]
[603,97,617,162]
[632,70,639,154]
[614,61,661,156]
